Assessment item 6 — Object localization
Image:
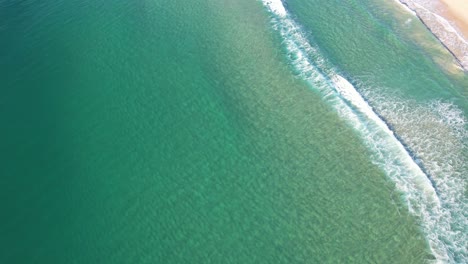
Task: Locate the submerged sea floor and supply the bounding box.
[274,0,467,262]
[0,0,466,263]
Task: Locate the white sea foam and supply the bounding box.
[393,0,417,16]
[261,0,467,262]
[411,2,468,46]
[397,0,468,69]
[433,13,468,45]
[360,87,468,262]
[262,0,286,17]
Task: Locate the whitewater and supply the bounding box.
[261,0,467,263]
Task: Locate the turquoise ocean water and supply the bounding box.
[1,0,466,263]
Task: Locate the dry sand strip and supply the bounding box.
[440,0,468,38]
[398,0,468,70]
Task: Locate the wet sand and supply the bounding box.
[398,0,468,70]
[440,0,468,39]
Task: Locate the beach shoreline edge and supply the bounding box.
[396,0,468,71]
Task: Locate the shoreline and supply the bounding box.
[440,0,468,39]
[397,0,468,71]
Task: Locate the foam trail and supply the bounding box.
[393,0,417,16]
[262,0,286,17]
[261,0,465,262]
[359,88,468,263]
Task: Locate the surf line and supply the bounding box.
[261,0,440,203]
[260,0,452,261]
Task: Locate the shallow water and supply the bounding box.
[277,0,467,262]
[0,0,466,263]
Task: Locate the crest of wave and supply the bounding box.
[360,87,467,263]
[261,0,467,262]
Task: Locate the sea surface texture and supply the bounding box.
[1,0,466,263]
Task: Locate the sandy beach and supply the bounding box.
[398,0,468,70]
[440,0,468,39]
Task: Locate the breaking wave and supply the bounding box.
[261,0,467,262]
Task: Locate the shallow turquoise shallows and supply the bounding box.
[0,0,466,263]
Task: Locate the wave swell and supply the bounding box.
[261,0,467,262]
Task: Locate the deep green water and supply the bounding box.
[0,0,466,263]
